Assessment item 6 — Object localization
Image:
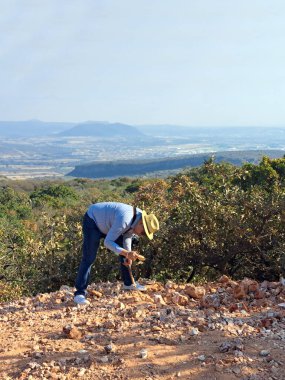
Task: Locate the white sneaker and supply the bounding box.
[74,294,90,305]
[123,283,146,291]
[280,277,285,286]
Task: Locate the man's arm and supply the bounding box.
[103,214,134,255]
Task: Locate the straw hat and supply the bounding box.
[141,211,159,240]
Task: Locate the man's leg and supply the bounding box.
[74,213,103,296]
[119,254,133,286]
[116,236,133,286]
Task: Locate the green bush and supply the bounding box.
[136,156,285,282]
[1,156,285,301]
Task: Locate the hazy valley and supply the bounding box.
[0,121,285,179]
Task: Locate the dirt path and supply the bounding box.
[0,278,285,380]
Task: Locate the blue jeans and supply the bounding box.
[74,213,133,296]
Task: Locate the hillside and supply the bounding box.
[67,150,285,179]
[58,122,144,138]
[0,277,284,380]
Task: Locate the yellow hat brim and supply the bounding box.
[142,210,154,240]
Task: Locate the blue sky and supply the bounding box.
[0,0,284,126]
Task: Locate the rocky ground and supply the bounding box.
[0,276,285,380]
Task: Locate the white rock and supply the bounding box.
[78,368,86,377]
[140,349,148,359]
[78,349,88,354]
[189,328,199,336]
[100,356,109,363]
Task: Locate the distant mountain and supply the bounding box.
[0,120,146,139]
[0,120,75,137]
[58,121,145,137]
[67,150,285,179]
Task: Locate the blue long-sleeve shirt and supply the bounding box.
[87,202,142,255]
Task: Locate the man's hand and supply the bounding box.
[122,250,138,266]
[128,251,139,261]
